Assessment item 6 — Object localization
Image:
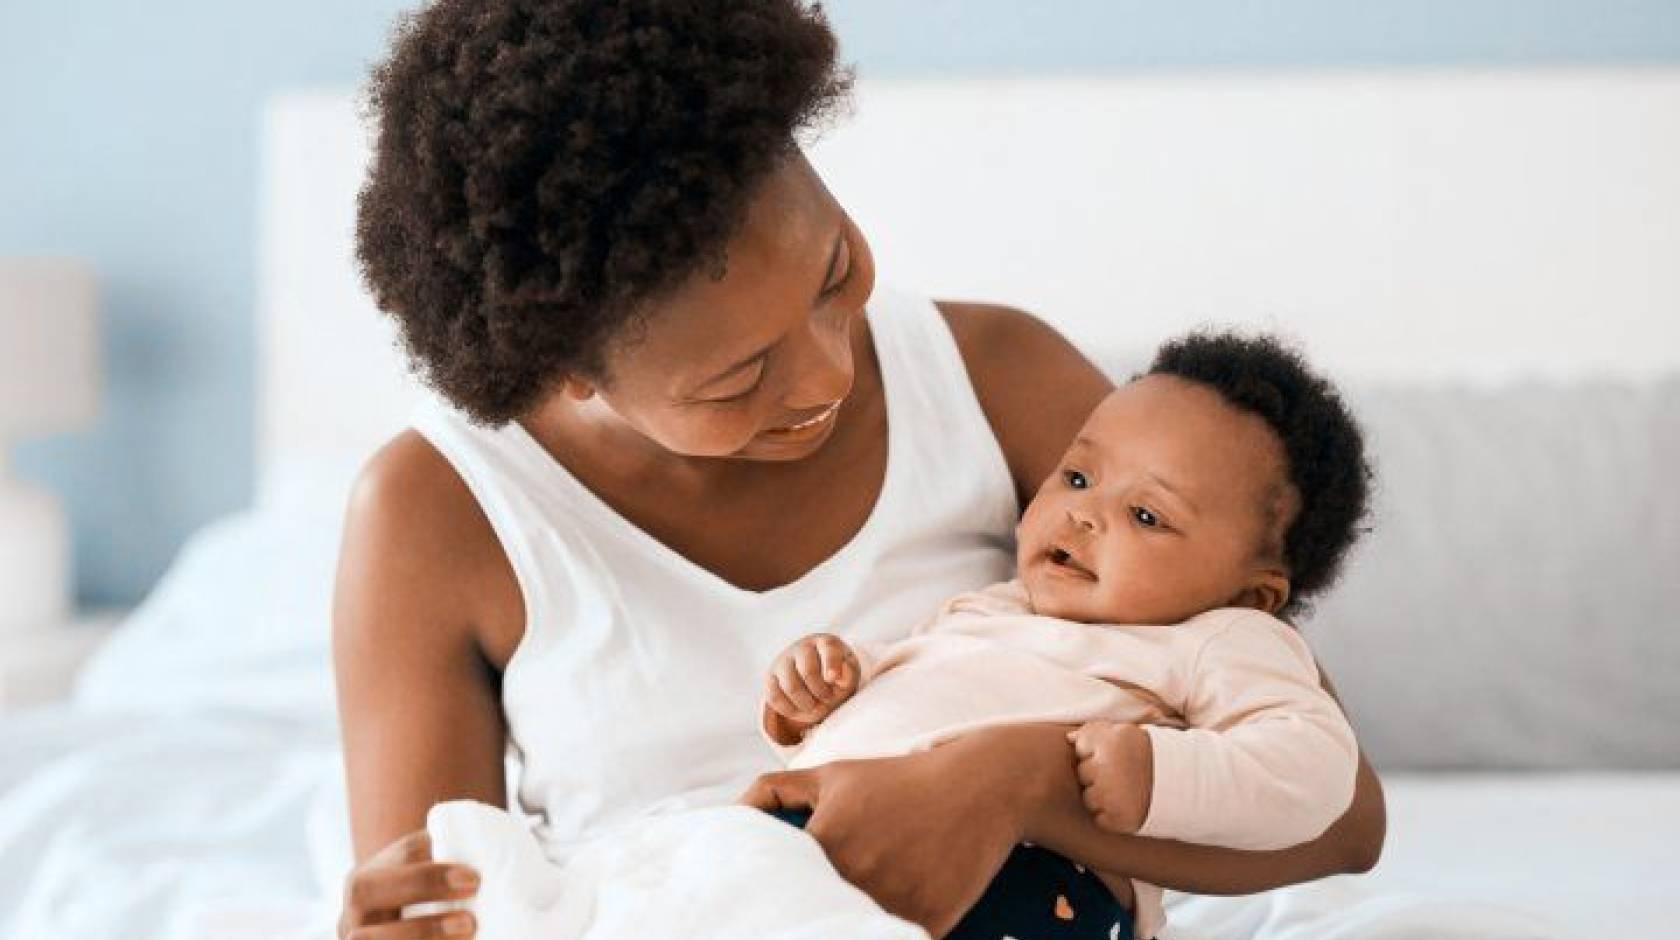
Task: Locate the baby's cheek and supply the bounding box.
[1093,567,1173,624]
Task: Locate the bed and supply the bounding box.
[2,70,1677,939]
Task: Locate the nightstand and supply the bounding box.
[0,611,125,713]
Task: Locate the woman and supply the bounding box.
[333,2,1386,938]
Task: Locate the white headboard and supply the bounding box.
[257,69,1680,501]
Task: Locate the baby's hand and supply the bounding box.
[1069,721,1155,834]
[763,633,861,745]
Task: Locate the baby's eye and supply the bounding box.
[1062,469,1089,490]
[1131,506,1161,528]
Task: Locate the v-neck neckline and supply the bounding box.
[505,308,902,604]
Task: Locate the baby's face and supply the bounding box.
[1017,376,1295,625]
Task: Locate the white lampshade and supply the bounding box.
[0,259,101,633]
[0,260,102,436]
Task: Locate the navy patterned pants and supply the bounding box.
[768,808,1136,940]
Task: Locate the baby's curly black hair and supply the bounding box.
[355,0,852,424]
[1149,331,1373,619]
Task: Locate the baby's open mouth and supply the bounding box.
[1046,545,1097,581]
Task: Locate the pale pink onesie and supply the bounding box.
[766,580,1359,940]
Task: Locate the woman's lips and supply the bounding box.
[763,400,842,437]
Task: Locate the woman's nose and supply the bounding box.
[785,314,854,408]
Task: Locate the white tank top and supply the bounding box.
[412,286,1019,859]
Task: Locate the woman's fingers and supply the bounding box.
[346,863,480,921]
[346,911,476,940]
[738,768,821,812]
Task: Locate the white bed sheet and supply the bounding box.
[1166,772,1678,939]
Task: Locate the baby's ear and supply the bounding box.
[1234,571,1291,616]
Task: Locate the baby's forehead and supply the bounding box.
[1083,375,1248,435]
[1078,377,1290,491]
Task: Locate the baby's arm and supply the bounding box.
[761,633,867,746]
[1074,614,1360,851]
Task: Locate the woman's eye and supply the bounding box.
[820,238,854,299]
[820,261,852,299]
[1131,506,1160,528]
[702,368,766,405]
[1062,469,1088,490]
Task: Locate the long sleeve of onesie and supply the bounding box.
[1134,611,1359,850]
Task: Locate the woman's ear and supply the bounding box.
[561,375,597,401]
[1232,571,1291,616]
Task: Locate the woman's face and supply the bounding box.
[571,153,876,462]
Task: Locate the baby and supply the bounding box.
[760,331,1374,940]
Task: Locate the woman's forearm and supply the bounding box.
[1004,724,1386,895]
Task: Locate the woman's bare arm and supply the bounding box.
[330,432,532,940]
[333,431,519,860]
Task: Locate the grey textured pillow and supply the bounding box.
[1301,379,1680,770]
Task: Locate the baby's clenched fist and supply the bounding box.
[1068,720,1154,834]
[763,633,861,745]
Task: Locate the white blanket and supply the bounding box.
[424,798,1582,940]
[426,801,925,940]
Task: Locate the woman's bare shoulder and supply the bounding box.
[349,430,481,532]
[336,430,523,666]
[936,301,1115,505]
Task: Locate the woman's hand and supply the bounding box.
[739,724,1066,937]
[338,830,481,940]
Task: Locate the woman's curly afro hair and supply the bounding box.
[355,0,852,424]
[1149,331,1374,619]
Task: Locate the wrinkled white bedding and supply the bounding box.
[9,710,1660,940]
[425,800,925,940]
[0,707,341,940]
[0,501,1671,939]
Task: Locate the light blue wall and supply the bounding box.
[2,1,412,604]
[5,1,1679,606]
